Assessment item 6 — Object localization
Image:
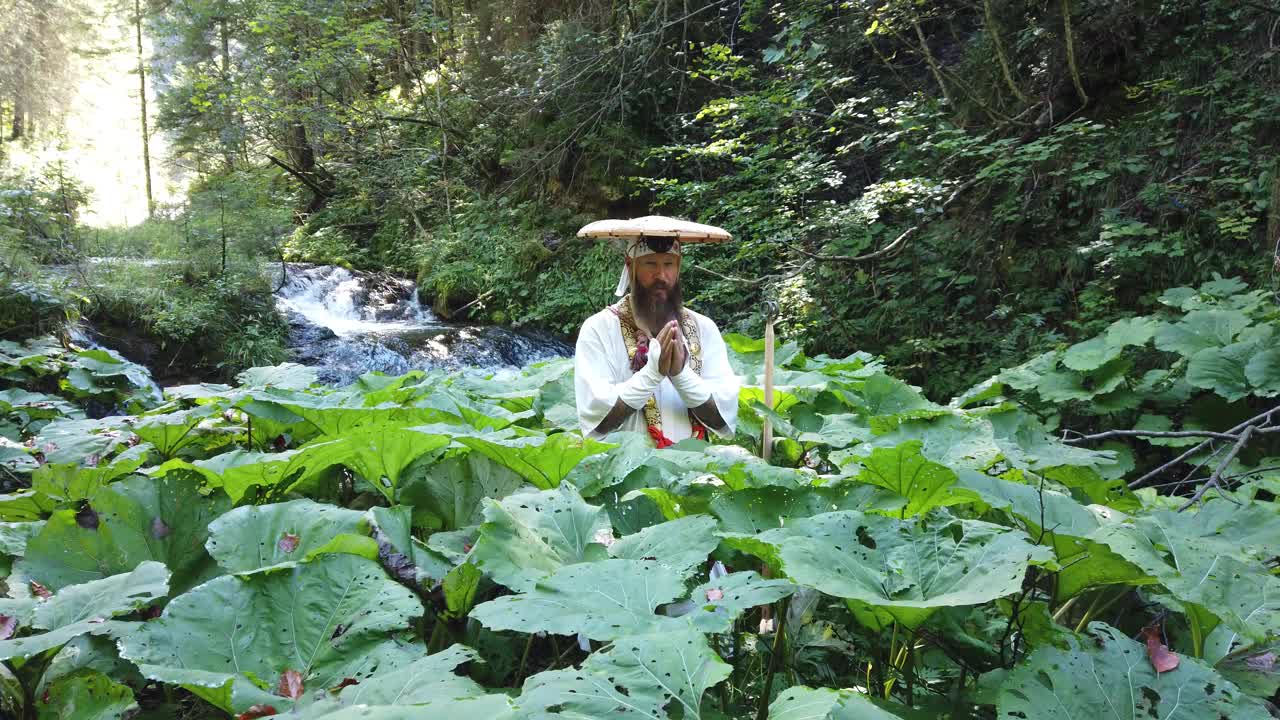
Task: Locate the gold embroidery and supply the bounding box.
[612,295,703,439]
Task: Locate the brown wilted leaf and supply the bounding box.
[277,669,303,699]
[278,533,300,554]
[30,581,52,600]
[236,704,278,719]
[1142,625,1179,674]
[0,614,16,640]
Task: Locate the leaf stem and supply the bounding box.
[755,598,789,720]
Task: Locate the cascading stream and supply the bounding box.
[275,264,570,384]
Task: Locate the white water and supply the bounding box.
[275,264,441,336]
[274,264,571,384]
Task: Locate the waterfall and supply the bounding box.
[275,264,570,384]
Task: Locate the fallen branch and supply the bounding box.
[1063,429,1239,444]
[438,289,495,321]
[1177,425,1254,511]
[265,154,331,198]
[1127,406,1280,489]
[795,178,980,263]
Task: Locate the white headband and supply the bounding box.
[615,237,682,296]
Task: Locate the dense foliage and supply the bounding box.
[45,0,1240,395]
[0,275,1277,718]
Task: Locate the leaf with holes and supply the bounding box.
[743,511,1049,627]
[471,559,684,641]
[205,500,369,574]
[118,554,424,714]
[998,623,1271,719]
[469,485,610,592]
[518,626,730,719]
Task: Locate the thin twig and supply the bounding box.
[794,179,980,263]
[1128,406,1280,488]
[1178,426,1255,511]
[1063,429,1239,443]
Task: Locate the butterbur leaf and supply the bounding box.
[738,510,1047,628]
[998,622,1270,719]
[1143,626,1179,673]
[0,615,14,640]
[519,627,730,719]
[278,669,303,699]
[470,559,684,641]
[278,533,300,554]
[237,705,278,720]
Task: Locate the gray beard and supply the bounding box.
[633,279,683,335]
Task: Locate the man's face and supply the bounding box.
[630,252,681,297]
[629,252,683,328]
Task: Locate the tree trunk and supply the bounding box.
[983,0,1028,104]
[1061,0,1089,106]
[219,17,236,169]
[9,94,23,141]
[134,0,155,217]
[911,16,954,108]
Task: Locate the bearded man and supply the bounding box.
[575,234,740,447]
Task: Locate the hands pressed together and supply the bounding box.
[654,320,687,377]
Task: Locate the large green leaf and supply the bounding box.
[998,623,1271,719]
[684,571,797,633]
[118,553,424,714]
[1154,309,1251,356]
[30,445,149,502]
[329,644,486,707]
[562,432,654,495]
[518,626,730,719]
[205,500,371,574]
[29,418,136,467]
[457,433,612,490]
[237,363,319,390]
[1061,336,1124,372]
[769,686,908,719]
[848,441,959,517]
[397,452,527,530]
[32,561,169,630]
[291,427,452,501]
[0,564,167,662]
[747,511,1049,627]
[470,485,611,592]
[1244,347,1280,395]
[608,515,718,577]
[1186,341,1256,401]
[471,559,685,641]
[37,670,136,720]
[711,485,902,535]
[127,404,220,458]
[16,474,229,594]
[1092,508,1280,643]
[148,449,304,504]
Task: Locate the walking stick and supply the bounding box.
[761,299,779,462]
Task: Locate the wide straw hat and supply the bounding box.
[578,216,732,296]
[576,215,732,242]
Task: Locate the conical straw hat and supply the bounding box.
[577,215,731,242]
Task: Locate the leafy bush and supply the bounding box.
[1,273,1279,717]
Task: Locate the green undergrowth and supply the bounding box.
[0,279,1277,719]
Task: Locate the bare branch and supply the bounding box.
[796,178,980,263]
[1128,406,1280,489]
[1178,426,1254,511]
[1063,429,1239,444]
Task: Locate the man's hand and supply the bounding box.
[658,320,687,377]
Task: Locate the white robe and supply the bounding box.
[574,306,741,441]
